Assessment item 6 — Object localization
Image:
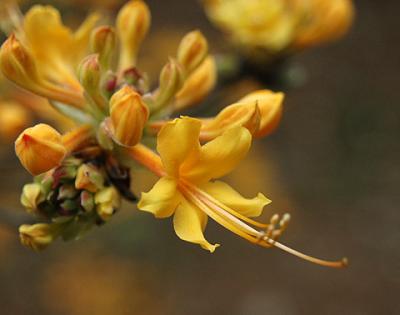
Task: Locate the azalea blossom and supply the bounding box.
[0,1,347,268]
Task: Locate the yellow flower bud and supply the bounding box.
[79,54,102,93]
[19,223,54,251]
[20,183,44,214]
[0,34,42,90]
[238,90,284,138]
[153,58,184,110]
[78,54,107,111]
[174,56,216,110]
[109,86,149,146]
[90,25,116,69]
[116,0,151,70]
[0,100,32,141]
[75,163,104,193]
[177,30,208,74]
[95,186,121,221]
[15,123,67,175]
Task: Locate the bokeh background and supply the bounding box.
[0,0,399,314]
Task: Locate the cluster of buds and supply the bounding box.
[19,145,136,250]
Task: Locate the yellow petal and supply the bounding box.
[174,56,216,111]
[157,117,201,177]
[238,90,284,138]
[202,180,271,217]
[138,177,180,218]
[199,101,260,140]
[181,126,251,184]
[23,6,82,87]
[173,199,218,252]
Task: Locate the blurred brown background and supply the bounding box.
[0,0,399,314]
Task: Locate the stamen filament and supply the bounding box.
[180,182,347,268]
[183,179,269,228]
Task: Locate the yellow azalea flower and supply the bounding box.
[138,117,267,252]
[133,117,346,267]
[203,0,354,56]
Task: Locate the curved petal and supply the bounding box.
[182,126,251,184]
[238,90,284,138]
[173,199,218,252]
[202,180,271,217]
[137,177,180,218]
[157,117,201,177]
[199,102,260,141]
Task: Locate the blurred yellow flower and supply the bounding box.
[203,0,354,59]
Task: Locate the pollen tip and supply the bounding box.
[341,257,349,267]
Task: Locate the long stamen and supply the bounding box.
[182,179,269,228]
[180,182,347,268]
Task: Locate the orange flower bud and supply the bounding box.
[177,30,208,74]
[153,58,184,110]
[15,123,67,175]
[200,102,261,141]
[175,56,216,110]
[238,90,284,138]
[0,34,42,90]
[109,86,149,146]
[116,0,151,70]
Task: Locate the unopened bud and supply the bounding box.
[177,30,208,74]
[90,26,116,69]
[95,186,121,221]
[19,223,55,251]
[20,183,44,214]
[0,34,41,90]
[15,124,67,175]
[238,90,284,138]
[79,54,101,92]
[78,54,107,112]
[117,0,151,70]
[175,56,216,110]
[109,85,149,146]
[201,102,261,140]
[75,163,105,193]
[153,58,184,109]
